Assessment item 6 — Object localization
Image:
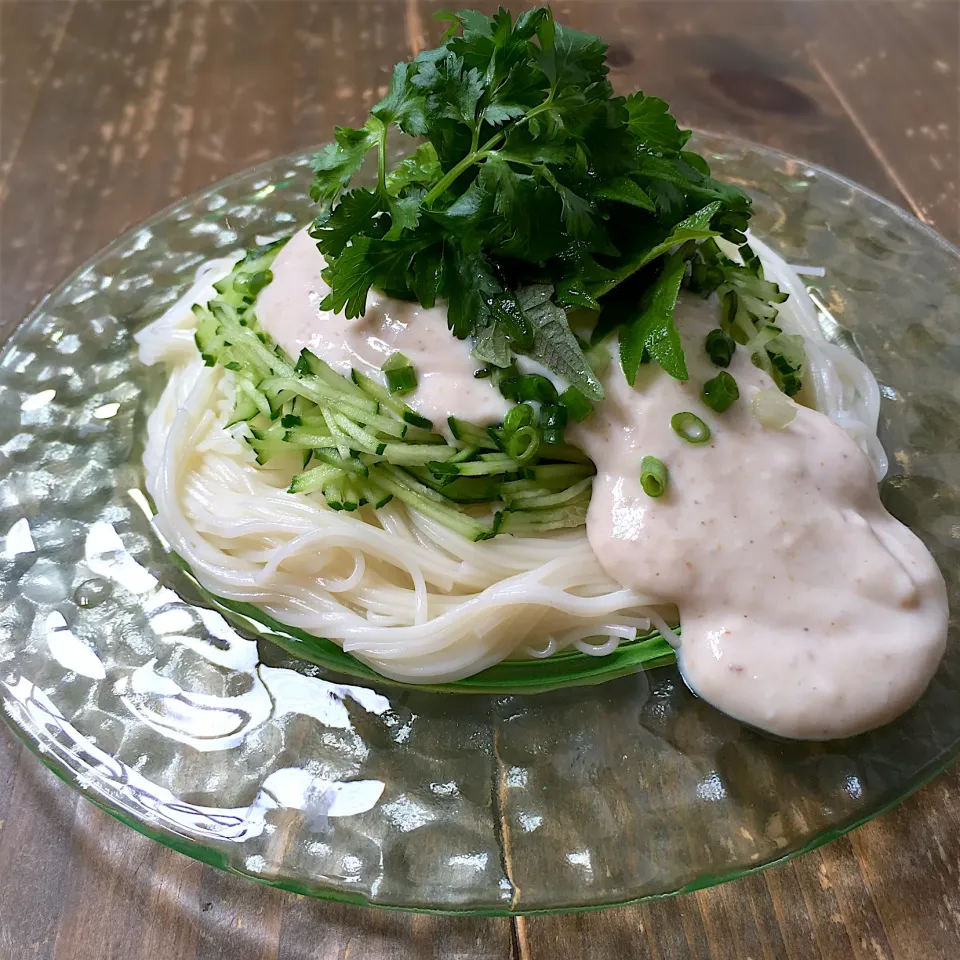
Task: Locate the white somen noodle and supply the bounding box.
[135,235,886,683]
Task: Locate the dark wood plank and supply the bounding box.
[51,793,204,960]
[562,0,916,202]
[0,0,410,340]
[0,725,516,960]
[520,769,960,960]
[0,730,80,960]
[1,0,207,337]
[417,0,916,205]
[275,891,514,960]
[0,3,514,958]
[788,0,959,243]
[0,0,74,189]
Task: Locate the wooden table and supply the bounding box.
[1,2,958,957]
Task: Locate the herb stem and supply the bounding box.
[423,143,496,205]
[423,95,556,207]
[376,121,388,193]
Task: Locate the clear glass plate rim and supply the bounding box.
[1,131,958,916]
[4,700,956,916]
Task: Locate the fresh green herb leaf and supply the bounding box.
[385,142,442,195]
[592,176,656,212]
[447,245,504,341]
[537,21,609,91]
[310,188,384,258]
[619,254,688,384]
[310,122,381,204]
[594,201,722,298]
[372,62,428,135]
[320,236,424,318]
[385,189,426,238]
[517,284,604,400]
[306,7,776,395]
[625,93,691,156]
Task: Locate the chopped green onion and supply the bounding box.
[381,352,417,395]
[704,328,735,367]
[539,403,568,444]
[640,456,668,498]
[670,411,711,444]
[499,374,558,405]
[560,386,594,422]
[504,403,535,434]
[381,351,411,372]
[701,371,739,413]
[505,425,540,464]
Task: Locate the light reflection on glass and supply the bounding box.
[696,771,727,802]
[45,611,107,680]
[4,517,35,557]
[21,389,56,411]
[567,850,594,881]
[93,402,121,419]
[845,774,863,799]
[85,521,157,595]
[3,675,386,844]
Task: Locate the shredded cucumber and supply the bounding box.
[690,238,805,396]
[195,242,598,538]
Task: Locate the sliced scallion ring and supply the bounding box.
[504,403,535,433]
[381,352,417,395]
[539,403,568,445]
[701,371,739,413]
[640,456,668,498]
[670,411,711,444]
[506,425,540,464]
[704,328,735,367]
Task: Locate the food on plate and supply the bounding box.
[136,7,948,739]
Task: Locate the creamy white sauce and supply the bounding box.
[252,229,948,739]
[571,295,948,740]
[255,228,509,426]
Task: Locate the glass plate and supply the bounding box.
[1,133,958,914]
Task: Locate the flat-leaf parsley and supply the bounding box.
[309,6,756,399]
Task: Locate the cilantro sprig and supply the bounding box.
[309,6,753,400]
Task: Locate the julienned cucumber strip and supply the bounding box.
[369,465,497,541]
[168,552,678,694]
[688,238,806,396]
[196,243,598,538]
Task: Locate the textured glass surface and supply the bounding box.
[0,134,958,913]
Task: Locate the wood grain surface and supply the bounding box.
[0,2,958,958]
